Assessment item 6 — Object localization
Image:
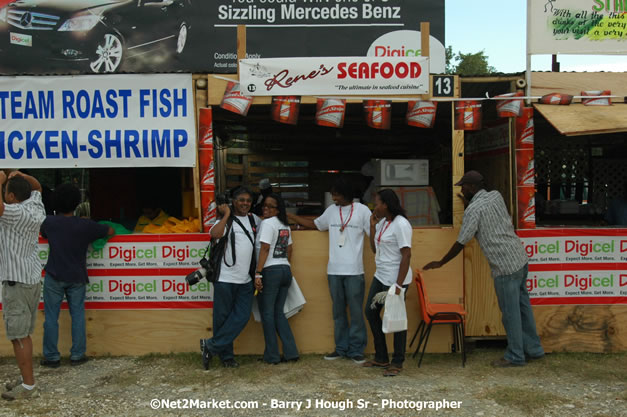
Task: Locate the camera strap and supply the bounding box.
[231,214,258,279]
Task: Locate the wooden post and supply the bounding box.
[420,22,430,60]
[452,76,464,227]
[237,25,247,76]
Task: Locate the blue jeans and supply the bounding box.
[204,281,254,361]
[258,265,299,363]
[364,277,409,367]
[328,274,367,357]
[493,264,544,365]
[43,274,87,361]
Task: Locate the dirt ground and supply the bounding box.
[0,345,625,417]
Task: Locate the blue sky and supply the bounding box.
[445,0,627,73]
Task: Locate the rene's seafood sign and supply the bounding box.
[240,57,429,96]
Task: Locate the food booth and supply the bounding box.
[1,0,624,358]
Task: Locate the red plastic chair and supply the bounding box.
[409,271,467,367]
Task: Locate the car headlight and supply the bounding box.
[0,7,8,23]
[58,14,102,32]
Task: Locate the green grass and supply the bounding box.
[480,386,573,415]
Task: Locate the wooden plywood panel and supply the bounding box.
[534,103,627,136]
[534,305,627,353]
[463,239,505,337]
[0,228,463,356]
[531,71,627,98]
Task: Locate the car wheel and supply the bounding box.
[89,33,124,73]
[175,22,188,54]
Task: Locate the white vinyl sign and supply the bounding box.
[0,74,197,168]
[528,0,627,54]
[239,56,429,96]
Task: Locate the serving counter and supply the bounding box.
[0,229,464,357]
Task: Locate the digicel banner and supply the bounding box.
[0,234,213,310]
[239,56,429,96]
[518,228,627,306]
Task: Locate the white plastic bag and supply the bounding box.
[382,286,407,334]
[252,277,306,322]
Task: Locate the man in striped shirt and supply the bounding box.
[424,170,544,367]
[0,171,46,400]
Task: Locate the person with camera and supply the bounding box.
[0,170,46,400]
[40,184,114,369]
[287,177,371,364]
[254,193,299,364]
[200,187,260,369]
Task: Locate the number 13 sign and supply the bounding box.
[432,75,455,97]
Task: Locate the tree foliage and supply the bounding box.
[445,48,496,75]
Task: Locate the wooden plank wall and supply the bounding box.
[0,229,463,356]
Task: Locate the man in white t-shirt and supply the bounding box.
[200,187,260,369]
[288,177,371,364]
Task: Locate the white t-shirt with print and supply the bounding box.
[255,216,292,269]
[210,214,260,284]
[373,215,413,286]
[314,202,371,275]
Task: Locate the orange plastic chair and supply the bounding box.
[409,271,467,367]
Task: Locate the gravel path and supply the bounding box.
[0,348,625,417]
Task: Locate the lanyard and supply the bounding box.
[339,203,354,232]
[377,219,391,246]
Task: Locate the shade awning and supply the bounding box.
[533,103,627,136]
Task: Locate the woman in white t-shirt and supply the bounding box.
[254,193,299,364]
[363,189,412,376]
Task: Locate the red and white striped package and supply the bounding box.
[581,90,611,106]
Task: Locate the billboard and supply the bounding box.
[0,73,196,168]
[0,0,445,75]
[528,0,627,54]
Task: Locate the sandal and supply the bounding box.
[362,360,390,368]
[383,366,402,377]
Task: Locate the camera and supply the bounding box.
[185,257,210,286]
[216,193,229,206]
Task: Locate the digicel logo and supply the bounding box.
[374,45,421,57]
[337,61,421,80]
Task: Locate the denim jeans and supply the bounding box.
[43,274,87,361]
[258,265,299,363]
[204,280,254,361]
[493,264,544,365]
[328,274,367,357]
[364,277,408,367]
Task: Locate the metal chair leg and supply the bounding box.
[411,321,425,357]
[417,323,433,368]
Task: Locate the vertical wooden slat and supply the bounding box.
[452,75,465,227]
[420,22,430,60]
[237,25,246,76]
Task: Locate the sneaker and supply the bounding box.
[222,359,239,368]
[71,357,89,367]
[200,339,212,370]
[526,353,547,361]
[491,358,525,368]
[40,359,61,369]
[350,355,366,364]
[323,351,343,360]
[5,377,22,391]
[1,385,39,401]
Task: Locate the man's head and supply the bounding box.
[455,170,485,201]
[330,177,355,206]
[53,183,81,215]
[5,175,32,204]
[231,186,253,216]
